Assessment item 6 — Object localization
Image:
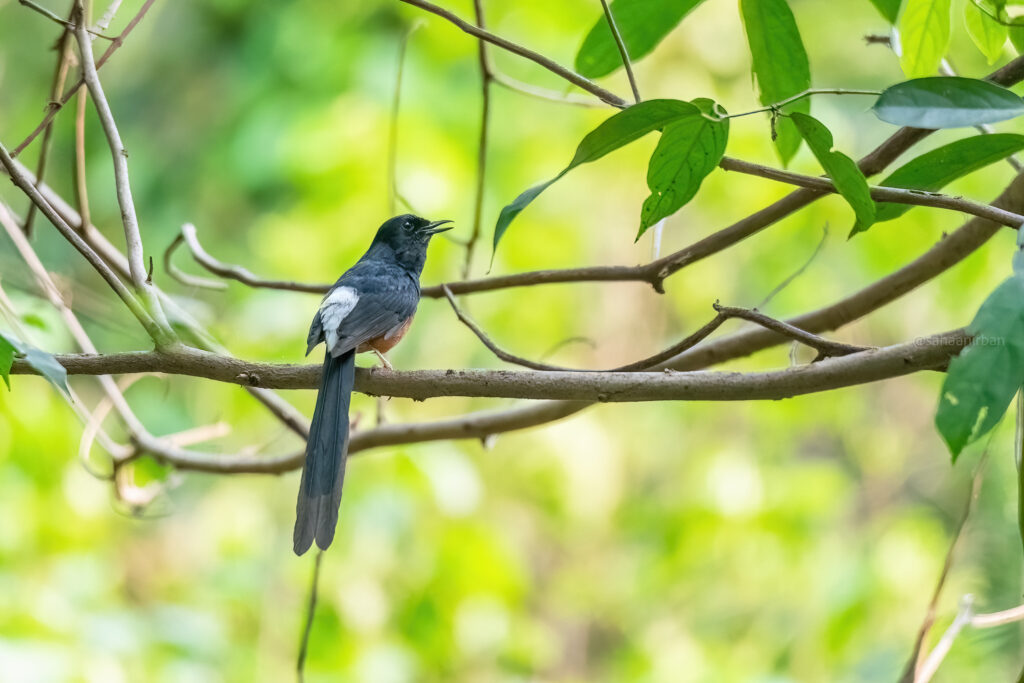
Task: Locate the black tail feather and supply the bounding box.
[293,350,355,555]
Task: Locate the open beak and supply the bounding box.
[425,219,454,235]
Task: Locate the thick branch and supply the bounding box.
[10,330,966,401]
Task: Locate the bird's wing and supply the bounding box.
[308,262,419,357]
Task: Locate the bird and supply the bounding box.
[293,213,453,555]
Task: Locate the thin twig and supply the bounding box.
[444,285,865,371]
[916,595,976,683]
[898,447,990,683]
[398,0,628,107]
[388,22,423,215]
[0,200,146,434]
[755,224,829,310]
[490,70,607,107]
[11,0,158,158]
[720,88,881,120]
[73,86,92,229]
[17,0,113,39]
[598,0,640,103]
[163,234,228,290]
[0,140,165,342]
[461,0,492,278]
[24,6,77,238]
[179,223,331,292]
[296,550,324,681]
[720,156,1024,229]
[711,304,867,359]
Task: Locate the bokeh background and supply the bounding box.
[2,0,1024,680]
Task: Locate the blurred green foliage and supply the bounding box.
[2,0,1024,681]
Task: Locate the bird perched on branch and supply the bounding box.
[294,214,453,555]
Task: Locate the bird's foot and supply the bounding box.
[373,349,393,371]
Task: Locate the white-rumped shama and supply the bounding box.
[293,214,452,555]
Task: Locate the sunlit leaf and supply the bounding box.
[873,134,1024,222]
[493,99,698,250]
[965,1,1008,63]
[0,335,13,390]
[936,255,1024,459]
[868,0,903,23]
[638,99,728,237]
[0,330,70,396]
[873,77,1024,127]
[790,113,875,235]
[899,0,953,78]
[575,0,708,79]
[739,0,811,166]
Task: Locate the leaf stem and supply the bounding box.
[598,0,641,103]
[720,88,882,120]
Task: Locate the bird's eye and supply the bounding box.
[403,220,415,232]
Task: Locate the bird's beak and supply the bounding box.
[425,219,454,235]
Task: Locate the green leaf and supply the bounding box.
[936,274,1024,458]
[873,134,1024,222]
[868,0,903,23]
[22,348,69,396]
[873,77,1024,128]
[1010,24,1024,53]
[899,0,952,78]
[493,99,698,250]
[739,0,811,166]
[790,113,875,235]
[638,99,729,237]
[0,335,13,390]
[575,0,708,79]
[965,1,1008,64]
[0,330,70,396]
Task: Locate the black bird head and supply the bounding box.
[369,214,453,273]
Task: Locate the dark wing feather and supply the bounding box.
[324,262,420,357]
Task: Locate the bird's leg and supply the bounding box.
[372,349,393,370]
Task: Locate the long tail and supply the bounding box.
[293,350,355,555]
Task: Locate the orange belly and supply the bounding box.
[357,315,414,354]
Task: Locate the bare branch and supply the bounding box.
[899,449,989,683]
[388,21,423,215]
[12,0,159,157]
[73,5,174,343]
[0,140,166,343]
[397,0,628,108]
[297,550,324,682]
[711,305,867,359]
[461,0,492,277]
[667,171,1024,371]
[17,0,112,39]
[444,285,864,371]
[180,223,330,293]
[916,595,975,683]
[24,5,77,238]
[490,70,608,107]
[164,234,228,290]
[9,330,967,401]
[720,157,1024,230]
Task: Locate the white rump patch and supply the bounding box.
[320,286,359,350]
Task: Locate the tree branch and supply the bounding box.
[9,330,967,401]
[12,0,158,158]
[397,0,629,108]
[0,140,167,343]
[73,4,174,344]
[720,157,1024,229]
